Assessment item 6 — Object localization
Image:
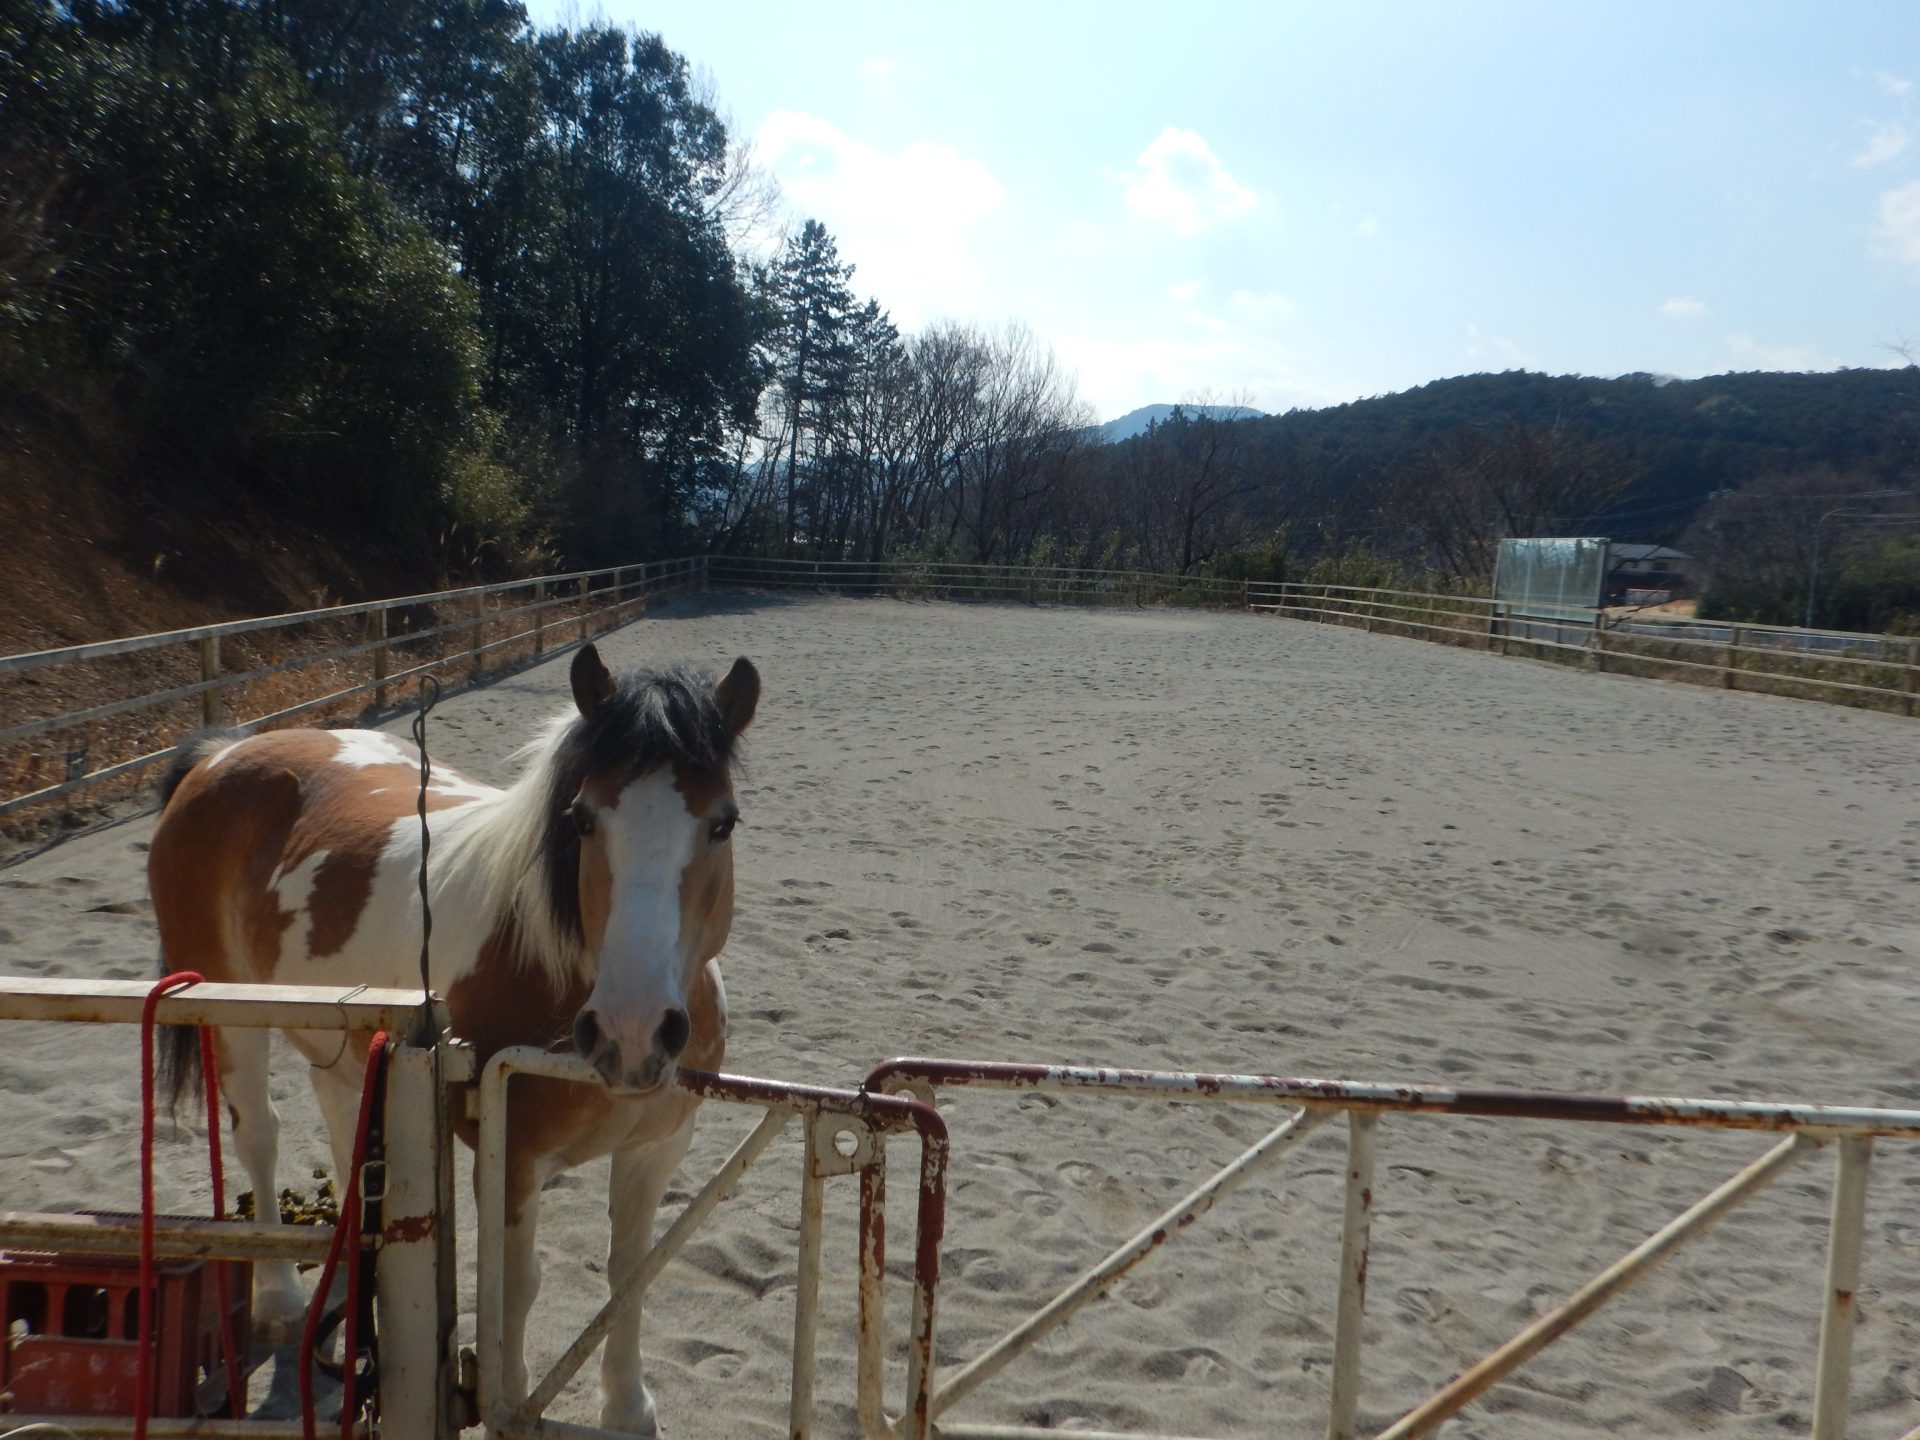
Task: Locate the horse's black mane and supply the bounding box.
[540,664,738,944]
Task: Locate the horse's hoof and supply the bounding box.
[252,1287,306,1344]
[598,1397,659,1436]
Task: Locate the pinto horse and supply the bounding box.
[147,644,758,1434]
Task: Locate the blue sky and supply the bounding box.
[536,1,1920,422]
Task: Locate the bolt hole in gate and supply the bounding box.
[833,1129,858,1158]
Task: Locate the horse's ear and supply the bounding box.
[714,657,759,737]
[571,644,615,718]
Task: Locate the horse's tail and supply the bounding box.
[155,974,205,1115]
[156,727,247,810]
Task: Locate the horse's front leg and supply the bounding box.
[600,1127,695,1436]
[499,1161,547,1409]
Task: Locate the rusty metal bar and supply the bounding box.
[1373,1132,1823,1439]
[856,1136,893,1440]
[1326,1111,1378,1440]
[1813,1135,1873,1439]
[476,1050,945,1440]
[864,1057,1920,1138]
[931,1108,1328,1418]
[790,1121,831,1440]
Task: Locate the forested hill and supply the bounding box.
[1234,367,1920,543]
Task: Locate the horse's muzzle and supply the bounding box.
[573,1006,689,1094]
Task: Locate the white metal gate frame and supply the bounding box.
[0,977,471,1439]
[862,1056,1920,1440]
[473,1047,950,1440]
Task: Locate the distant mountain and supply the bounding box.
[1098,402,1267,443]
[1225,367,1920,542]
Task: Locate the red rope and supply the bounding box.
[138,971,203,1440]
[196,1025,243,1420]
[298,1032,388,1440]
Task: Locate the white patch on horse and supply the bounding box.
[270,848,330,967]
[203,739,247,770]
[332,731,415,768]
[581,770,707,1083]
[430,774,496,801]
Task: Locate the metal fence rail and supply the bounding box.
[704,554,1246,608]
[7,555,1916,829]
[0,557,706,820]
[1248,581,1920,715]
[864,1056,1920,1440]
[474,1048,949,1440]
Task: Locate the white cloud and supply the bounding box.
[859,57,898,92]
[1875,181,1920,271]
[1353,215,1382,239]
[1120,127,1258,234]
[1725,334,1842,371]
[754,109,1005,325]
[1876,71,1914,98]
[1852,122,1911,169]
[1660,296,1708,320]
[1166,278,1205,304]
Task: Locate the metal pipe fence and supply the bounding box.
[473,1048,948,1440]
[7,554,1916,832]
[0,558,705,823]
[1247,581,1920,716]
[863,1056,1920,1440]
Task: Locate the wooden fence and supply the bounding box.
[5,556,1915,832]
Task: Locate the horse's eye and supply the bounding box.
[570,802,596,839]
[709,815,737,843]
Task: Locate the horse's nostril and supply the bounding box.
[572,1009,603,1058]
[657,1007,691,1060]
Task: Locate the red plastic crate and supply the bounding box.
[1,1246,251,1418]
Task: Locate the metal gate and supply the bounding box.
[863,1056,1920,1440]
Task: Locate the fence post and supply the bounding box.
[1906,639,1918,719]
[1724,626,1742,691]
[372,609,390,712]
[468,593,485,677]
[1326,1112,1378,1440]
[578,581,591,644]
[378,1035,461,1440]
[532,580,547,658]
[198,635,222,726]
[1589,612,1607,672]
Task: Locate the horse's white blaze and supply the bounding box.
[587,770,704,1085]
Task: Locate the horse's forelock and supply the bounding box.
[538,665,738,950]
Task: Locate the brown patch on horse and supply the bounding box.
[447,916,594,1066]
[671,762,738,967]
[152,752,305,984]
[151,729,492,978]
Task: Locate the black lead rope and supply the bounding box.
[409,675,441,1045]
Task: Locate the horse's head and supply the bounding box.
[553,644,758,1094]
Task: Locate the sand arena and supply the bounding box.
[2,593,1918,1437]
